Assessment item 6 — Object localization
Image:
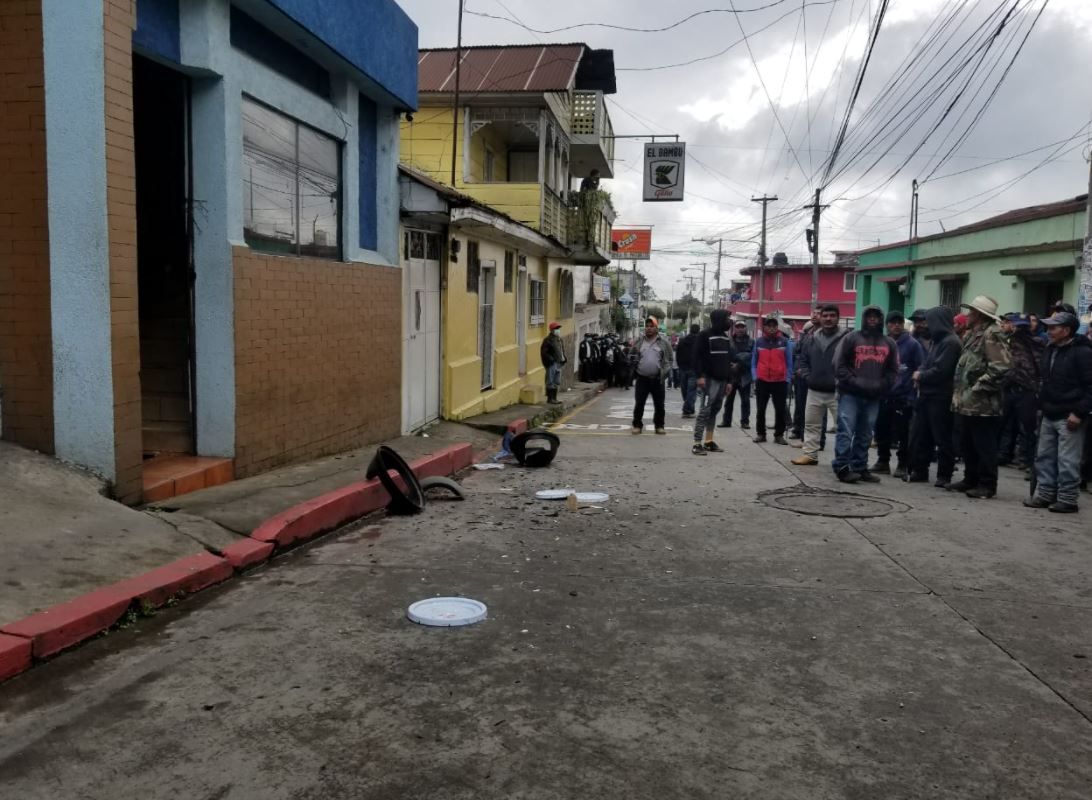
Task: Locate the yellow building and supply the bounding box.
[399,43,618,423]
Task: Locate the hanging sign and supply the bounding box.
[643,141,686,202]
[610,228,652,260]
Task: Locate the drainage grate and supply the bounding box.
[760,487,909,518]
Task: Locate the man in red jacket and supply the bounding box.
[750,316,794,445]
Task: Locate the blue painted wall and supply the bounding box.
[265,0,418,110]
[134,0,181,64]
[358,94,378,251]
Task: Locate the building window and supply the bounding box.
[774,272,782,293]
[504,250,514,292]
[484,147,496,182]
[940,279,965,311]
[844,272,857,292]
[530,278,546,325]
[466,240,480,293]
[242,97,340,259]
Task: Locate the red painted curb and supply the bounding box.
[114,552,234,608]
[222,539,275,570]
[0,633,32,682]
[2,587,131,659]
[506,419,529,435]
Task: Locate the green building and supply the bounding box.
[855,195,1088,319]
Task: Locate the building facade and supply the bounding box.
[0,0,417,501]
[400,43,618,416]
[855,195,1088,320]
[731,254,858,334]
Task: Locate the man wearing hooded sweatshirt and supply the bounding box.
[831,305,898,483]
[751,316,794,445]
[872,311,925,478]
[791,305,848,466]
[691,309,738,455]
[720,320,753,428]
[1023,311,1092,513]
[907,306,962,486]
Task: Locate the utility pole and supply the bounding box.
[688,263,707,327]
[804,189,830,310]
[450,0,464,187]
[693,237,725,309]
[751,195,777,322]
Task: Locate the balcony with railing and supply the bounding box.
[570,90,615,178]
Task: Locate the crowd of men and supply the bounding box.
[613,297,1092,513]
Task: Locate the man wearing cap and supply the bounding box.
[872,310,925,478]
[631,316,673,435]
[751,316,794,445]
[720,320,754,429]
[948,296,1011,499]
[540,322,567,404]
[1024,311,1092,513]
[998,312,1043,469]
[830,305,899,483]
[909,309,931,354]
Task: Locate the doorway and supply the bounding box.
[886,283,906,316]
[479,262,496,389]
[402,230,442,432]
[1024,280,1064,317]
[133,55,194,457]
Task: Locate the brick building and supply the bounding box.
[0,0,417,502]
[730,253,859,335]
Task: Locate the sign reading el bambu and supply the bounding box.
[643,141,686,202]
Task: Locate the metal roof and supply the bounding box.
[418,44,585,94]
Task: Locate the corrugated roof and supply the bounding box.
[855,194,1089,256]
[418,44,585,94]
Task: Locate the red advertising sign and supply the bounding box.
[611,228,652,260]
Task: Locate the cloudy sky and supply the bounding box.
[397,0,1092,300]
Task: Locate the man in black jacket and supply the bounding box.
[691,309,738,455]
[906,306,962,486]
[791,305,848,466]
[1023,311,1092,513]
[831,305,898,483]
[675,324,700,418]
[720,320,753,429]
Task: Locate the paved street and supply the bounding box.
[1,388,1090,799]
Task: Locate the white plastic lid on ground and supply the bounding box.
[535,489,610,503]
[407,597,488,627]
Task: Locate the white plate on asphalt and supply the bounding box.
[535,490,610,503]
[407,597,487,627]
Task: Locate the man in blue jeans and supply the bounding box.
[675,324,700,418]
[831,305,898,483]
[1024,311,1092,513]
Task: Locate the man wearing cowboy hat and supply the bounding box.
[948,295,1012,499]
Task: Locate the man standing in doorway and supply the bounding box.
[541,322,567,405]
[948,296,1011,499]
[791,305,848,467]
[872,311,925,478]
[675,323,700,418]
[831,305,898,483]
[751,316,794,445]
[1024,311,1092,513]
[691,309,738,455]
[720,320,753,429]
[631,317,673,435]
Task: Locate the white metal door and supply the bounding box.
[516,268,527,374]
[402,230,441,432]
[479,262,496,389]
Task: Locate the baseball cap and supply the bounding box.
[762,315,779,325]
[1042,311,1078,329]
[733,320,746,328]
[886,311,904,324]
[909,308,927,322]
[1003,312,1030,327]
[548,321,562,330]
[645,316,658,326]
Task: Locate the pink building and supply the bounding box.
[729,253,858,336]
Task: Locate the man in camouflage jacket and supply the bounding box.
[948,296,1011,498]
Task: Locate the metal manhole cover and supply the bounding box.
[760,488,909,518]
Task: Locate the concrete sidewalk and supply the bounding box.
[0,382,603,635]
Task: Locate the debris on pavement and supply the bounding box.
[419,476,467,501]
[473,463,505,470]
[366,445,425,515]
[407,597,487,627]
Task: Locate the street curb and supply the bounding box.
[0,442,474,683]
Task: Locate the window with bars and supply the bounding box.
[940,279,965,311]
[530,279,546,325]
[466,240,480,293]
[242,96,340,259]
